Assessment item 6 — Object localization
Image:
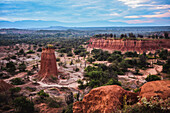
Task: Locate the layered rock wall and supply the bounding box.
[38,48,58,80]
[88,38,170,52]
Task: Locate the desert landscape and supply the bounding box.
[0,0,170,113]
[0,29,170,113]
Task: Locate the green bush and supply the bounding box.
[145,75,161,82]
[18,62,26,72]
[10,78,25,85]
[46,97,62,108]
[62,103,73,113]
[37,90,49,98]
[10,87,21,94]
[162,59,170,74]
[104,79,121,86]
[56,58,60,62]
[122,97,170,113]
[67,52,73,57]
[26,50,35,54]
[37,48,42,52]
[13,96,34,113]
[25,87,36,92]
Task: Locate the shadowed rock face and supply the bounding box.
[0,80,13,92]
[73,85,138,113]
[139,80,170,100]
[38,48,58,81]
[88,38,170,52]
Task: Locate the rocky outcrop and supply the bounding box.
[38,48,58,82]
[0,80,13,92]
[73,85,138,113]
[139,80,170,100]
[88,38,170,52]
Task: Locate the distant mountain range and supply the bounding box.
[0,20,163,29]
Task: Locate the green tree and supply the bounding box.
[18,62,26,72]
[10,78,24,85]
[145,75,161,82]
[6,61,16,75]
[13,96,34,113]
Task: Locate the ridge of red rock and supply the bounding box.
[73,85,138,113]
[0,80,13,92]
[88,38,170,52]
[38,48,58,81]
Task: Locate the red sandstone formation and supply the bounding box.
[139,80,170,100]
[0,80,13,92]
[38,48,58,82]
[88,38,170,52]
[73,85,138,113]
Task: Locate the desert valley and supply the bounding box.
[0,28,170,113]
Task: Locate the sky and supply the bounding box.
[0,0,170,27]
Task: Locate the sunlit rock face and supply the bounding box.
[88,38,170,52]
[73,80,170,113]
[73,85,138,113]
[139,80,170,100]
[38,48,58,82]
[0,80,13,92]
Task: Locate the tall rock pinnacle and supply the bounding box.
[38,47,58,81]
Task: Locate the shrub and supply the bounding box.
[104,79,121,86]
[11,55,17,59]
[10,78,24,85]
[37,90,49,98]
[13,96,34,113]
[62,103,73,113]
[10,87,21,94]
[26,50,35,54]
[122,97,170,113]
[162,59,170,74]
[37,48,42,52]
[46,97,62,108]
[133,88,140,93]
[67,52,73,57]
[18,62,26,72]
[56,58,60,62]
[25,87,36,92]
[6,61,16,74]
[74,68,79,72]
[145,74,161,82]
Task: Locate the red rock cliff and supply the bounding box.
[88,38,170,52]
[38,48,58,81]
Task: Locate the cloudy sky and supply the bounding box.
[0,0,170,26]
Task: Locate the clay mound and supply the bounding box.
[0,80,13,92]
[73,85,138,113]
[139,80,170,100]
[38,48,58,82]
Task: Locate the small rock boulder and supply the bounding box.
[73,85,138,113]
[139,80,170,100]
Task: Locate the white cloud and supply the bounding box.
[124,11,170,18]
[109,19,154,24]
[117,0,150,8]
[124,16,140,18]
[125,19,154,24]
